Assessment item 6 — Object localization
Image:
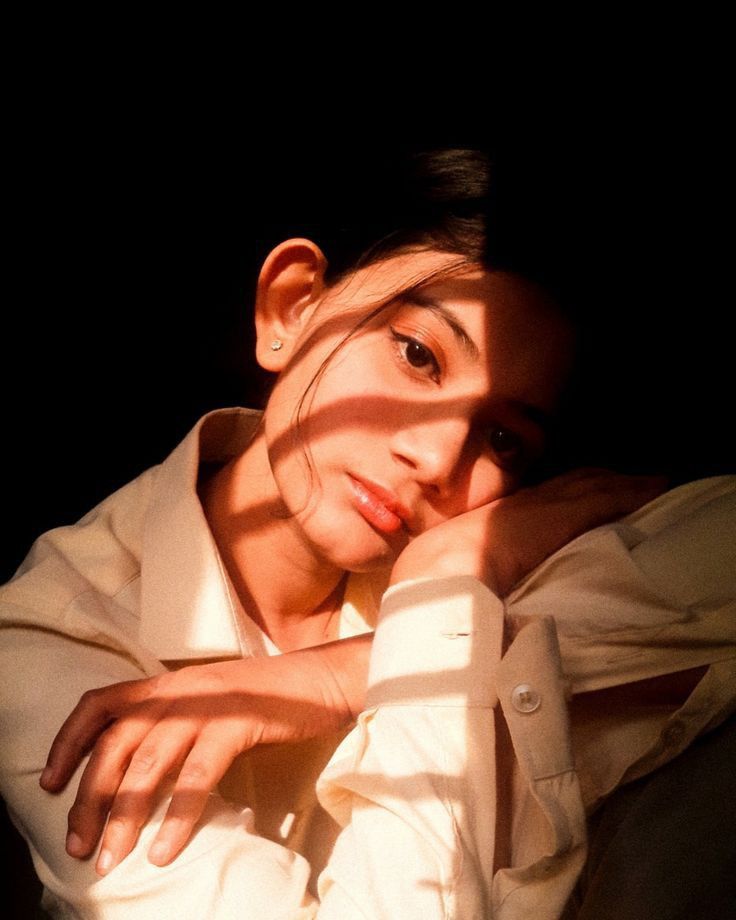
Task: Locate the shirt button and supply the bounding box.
[511,684,541,713]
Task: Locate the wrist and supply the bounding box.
[304,634,372,723]
[367,576,505,708]
[390,547,504,596]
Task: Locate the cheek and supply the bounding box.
[262,341,352,459]
[263,338,393,487]
[464,457,518,510]
[262,384,303,476]
[422,459,512,533]
[290,339,400,444]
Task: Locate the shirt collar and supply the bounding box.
[139,406,381,661]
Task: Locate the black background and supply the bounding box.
[3,75,735,916]
[4,102,734,582]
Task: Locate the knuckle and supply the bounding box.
[104,812,144,841]
[78,687,102,708]
[94,730,126,760]
[105,814,132,835]
[127,751,158,777]
[68,799,100,824]
[178,761,210,787]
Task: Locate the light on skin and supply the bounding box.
[200,240,575,653]
[43,239,694,883]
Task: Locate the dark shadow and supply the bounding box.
[3,802,48,919]
[4,133,734,918]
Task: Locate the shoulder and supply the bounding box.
[623,474,736,538]
[504,475,736,634]
[0,463,160,623]
[624,476,736,606]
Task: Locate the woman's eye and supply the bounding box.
[391,330,440,379]
[404,340,434,369]
[488,427,524,462]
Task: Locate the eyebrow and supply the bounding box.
[506,399,554,435]
[400,293,554,435]
[401,292,481,361]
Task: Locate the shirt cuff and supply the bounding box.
[365,575,505,709]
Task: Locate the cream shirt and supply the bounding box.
[1,407,734,919]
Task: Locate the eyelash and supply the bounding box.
[488,425,524,455]
[390,327,528,471]
[487,426,525,468]
[390,328,441,382]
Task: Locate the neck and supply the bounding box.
[198,427,346,651]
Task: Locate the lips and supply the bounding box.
[347,474,412,535]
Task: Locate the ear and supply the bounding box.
[254,238,329,372]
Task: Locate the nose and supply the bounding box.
[390,413,472,496]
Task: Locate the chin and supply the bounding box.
[334,549,397,575]
[323,536,402,575]
[301,503,409,573]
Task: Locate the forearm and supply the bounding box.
[314,574,602,919]
[315,577,510,918]
[302,633,373,723]
[0,624,324,919]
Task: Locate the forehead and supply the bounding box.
[412,267,561,335]
[325,250,559,330]
[412,271,573,407]
[318,250,574,408]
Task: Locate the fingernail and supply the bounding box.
[66,832,85,857]
[148,840,170,865]
[97,849,115,875]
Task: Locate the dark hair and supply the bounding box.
[312,148,496,286]
[255,146,580,493]
[252,145,733,483]
[256,146,584,306]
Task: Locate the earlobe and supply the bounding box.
[254,238,328,372]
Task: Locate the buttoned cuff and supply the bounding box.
[497,616,576,780]
[365,576,505,709]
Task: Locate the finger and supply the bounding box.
[147,728,242,866]
[42,680,154,792]
[65,706,160,860]
[95,720,196,876]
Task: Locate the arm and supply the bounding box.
[0,619,340,918]
[26,470,671,918]
[0,473,351,919]
[316,476,736,918]
[510,476,736,808]
[317,576,514,918]
[42,635,372,874]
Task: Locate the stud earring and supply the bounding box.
[270,339,283,351]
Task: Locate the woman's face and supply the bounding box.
[261,249,575,574]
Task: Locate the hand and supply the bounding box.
[391,468,668,596]
[40,640,368,876]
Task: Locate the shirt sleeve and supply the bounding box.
[0,470,320,918]
[0,620,321,919]
[1,570,580,920]
[314,478,736,920]
[315,576,587,920]
[4,478,734,919]
[505,480,736,807]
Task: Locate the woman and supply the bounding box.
[2,148,734,918]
